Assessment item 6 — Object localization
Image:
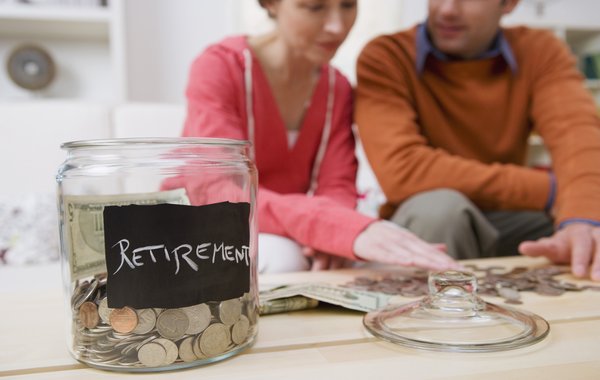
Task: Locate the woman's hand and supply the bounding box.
[353,220,461,272]
[302,247,350,271]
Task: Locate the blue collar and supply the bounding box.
[415,23,518,74]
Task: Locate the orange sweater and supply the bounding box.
[356,26,600,225]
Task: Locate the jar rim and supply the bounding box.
[61,137,249,150]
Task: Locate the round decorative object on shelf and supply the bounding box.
[6,44,56,91]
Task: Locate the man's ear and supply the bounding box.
[501,0,520,15]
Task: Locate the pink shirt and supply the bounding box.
[183,36,373,258]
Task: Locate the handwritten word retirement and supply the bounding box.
[111,239,250,275]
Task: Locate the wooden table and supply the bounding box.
[1,256,599,379]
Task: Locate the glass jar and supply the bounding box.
[56,138,258,372]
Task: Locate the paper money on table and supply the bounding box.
[259,296,319,315]
[63,188,190,280]
[260,283,391,313]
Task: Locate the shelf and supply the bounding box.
[0,4,110,23]
[0,5,111,40]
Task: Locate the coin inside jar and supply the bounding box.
[132,308,157,335]
[109,306,138,334]
[219,299,242,325]
[138,342,166,367]
[78,301,100,329]
[200,323,231,357]
[231,315,250,345]
[178,336,199,363]
[156,309,189,340]
[182,304,211,335]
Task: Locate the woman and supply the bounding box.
[182,0,459,273]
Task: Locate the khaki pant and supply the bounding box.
[390,189,554,260]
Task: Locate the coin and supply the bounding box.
[98,297,113,324]
[497,287,521,304]
[231,315,250,345]
[73,279,98,309]
[132,308,156,335]
[154,338,178,365]
[182,304,211,335]
[109,306,138,334]
[79,301,100,329]
[178,336,198,363]
[219,299,242,325]
[200,323,231,357]
[156,309,189,340]
[138,342,166,367]
[192,334,204,359]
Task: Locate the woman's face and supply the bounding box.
[267,0,358,65]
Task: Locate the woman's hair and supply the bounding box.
[258,0,276,18]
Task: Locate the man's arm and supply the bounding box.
[519,30,600,280]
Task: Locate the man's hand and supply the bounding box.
[519,223,600,281]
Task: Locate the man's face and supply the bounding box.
[427,0,519,59]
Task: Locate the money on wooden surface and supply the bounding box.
[259,295,319,315]
[260,283,390,312]
[64,189,190,280]
[344,265,600,305]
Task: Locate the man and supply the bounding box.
[355,0,600,281]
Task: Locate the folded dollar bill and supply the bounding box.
[259,283,391,313]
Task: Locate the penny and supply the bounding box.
[138,342,166,367]
[182,304,211,335]
[156,309,189,340]
[178,336,198,363]
[132,308,156,335]
[109,306,138,334]
[200,323,231,357]
[154,338,178,365]
[219,299,242,325]
[231,315,250,345]
[79,301,100,329]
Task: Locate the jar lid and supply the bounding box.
[363,271,550,352]
[61,137,249,150]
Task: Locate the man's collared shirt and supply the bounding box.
[415,22,518,74]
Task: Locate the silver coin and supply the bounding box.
[154,338,178,365]
[73,279,98,310]
[132,308,157,335]
[497,287,521,302]
[192,334,204,359]
[156,309,189,340]
[182,304,211,335]
[98,297,113,324]
[219,299,242,325]
[178,336,198,363]
[138,342,166,367]
[231,315,250,345]
[199,323,231,357]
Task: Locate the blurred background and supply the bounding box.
[1,0,599,267]
[1,0,600,103]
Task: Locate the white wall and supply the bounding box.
[4,0,600,103]
[126,0,428,102]
[124,0,236,103]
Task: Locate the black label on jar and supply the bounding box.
[103,202,251,309]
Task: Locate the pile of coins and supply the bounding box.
[70,275,257,369]
[344,265,600,305]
